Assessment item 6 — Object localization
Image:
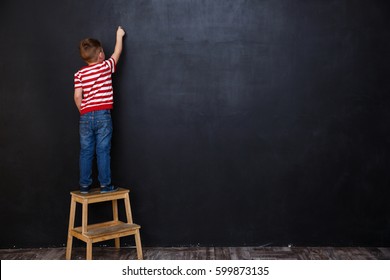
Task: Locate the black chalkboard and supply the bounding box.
[1,0,390,248]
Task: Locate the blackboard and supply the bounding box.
[1,0,390,248]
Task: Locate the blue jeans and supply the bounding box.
[79,110,112,187]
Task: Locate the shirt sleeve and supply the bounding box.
[74,72,82,89]
[106,57,116,74]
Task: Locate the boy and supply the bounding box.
[74,26,125,194]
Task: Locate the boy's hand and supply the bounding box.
[117,26,125,37]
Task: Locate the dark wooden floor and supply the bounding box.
[1,246,389,260]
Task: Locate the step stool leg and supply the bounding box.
[66,198,76,260]
[114,238,120,248]
[112,199,120,248]
[82,200,92,259]
[124,192,142,259]
[86,241,93,260]
[135,229,143,260]
[124,193,133,224]
[82,202,88,234]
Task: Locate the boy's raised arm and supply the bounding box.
[111,26,126,64]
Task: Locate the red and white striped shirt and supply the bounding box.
[74,57,116,114]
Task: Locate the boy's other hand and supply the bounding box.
[117,26,125,37]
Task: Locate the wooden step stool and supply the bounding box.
[66,187,143,260]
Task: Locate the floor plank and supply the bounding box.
[1,246,389,260]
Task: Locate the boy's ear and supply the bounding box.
[98,51,105,62]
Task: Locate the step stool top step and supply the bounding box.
[70,187,129,199]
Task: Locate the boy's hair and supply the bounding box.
[79,38,102,63]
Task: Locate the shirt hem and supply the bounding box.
[80,104,113,115]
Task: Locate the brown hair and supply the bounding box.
[79,38,102,63]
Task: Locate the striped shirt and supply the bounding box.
[74,57,116,114]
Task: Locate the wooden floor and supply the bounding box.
[1,246,389,260]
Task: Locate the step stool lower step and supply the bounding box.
[71,221,141,243]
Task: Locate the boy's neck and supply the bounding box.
[87,57,104,66]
